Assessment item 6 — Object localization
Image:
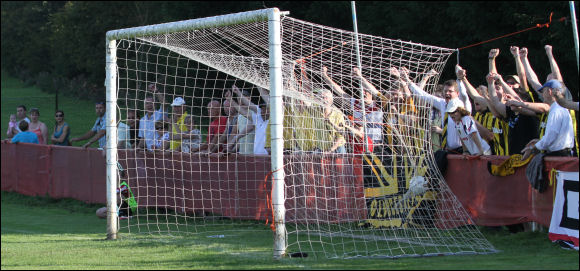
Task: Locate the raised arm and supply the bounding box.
[257,87,270,106]
[352,67,380,96]
[321,66,350,100]
[488,48,500,74]
[397,67,444,107]
[456,65,487,107]
[232,85,258,113]
[493,73,523,103]
[510,46,530,93]
[545,45,563,82]
[418,69,438,90]
[520,47,543,95]
[486,73,507,118]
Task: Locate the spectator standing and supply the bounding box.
[9,121,39,144]
[206,100,228,153]
[522,80,575,159]
[28,108,48,145]
[446,99,491,156]
[70,102,107,149]
[151,120,170,151]
[137,93,167,150]
[51,110,70,146]
[126,109,140,148]
[180,116,202,153]
[7,105,31,138]
[317,88,347,153]
[400,68,471,153]
[486,73,539,155]
[168,97,193,151]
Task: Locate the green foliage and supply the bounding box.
[1,1,578,102]
[1,72,99,143]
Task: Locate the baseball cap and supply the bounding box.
[505,75,520,85]
[171,97,186,106]
[538,79,562,92]
[445,98,464,113]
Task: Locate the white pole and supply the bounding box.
[351,1,369,152]
[105,39,119,240]
[570,1,579,74]
[268,8,286,259]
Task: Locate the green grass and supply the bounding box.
[1,72,98,144]
[1,191,578,270]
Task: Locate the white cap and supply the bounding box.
[446,98,464,113]
[171,97,186,106]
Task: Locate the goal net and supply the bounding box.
[106,8,496,259]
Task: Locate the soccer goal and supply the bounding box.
[105,8,497,259]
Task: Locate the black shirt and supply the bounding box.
[505,106,539,155]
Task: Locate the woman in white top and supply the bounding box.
[446,99,491,156]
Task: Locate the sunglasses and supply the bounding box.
[55,114,64,117]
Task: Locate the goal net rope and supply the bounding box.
[111,10,496,258]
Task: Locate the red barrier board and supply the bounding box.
[2,142,577,227]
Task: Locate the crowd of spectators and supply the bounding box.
[4,45,578,165]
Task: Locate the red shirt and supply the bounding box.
[349,133,374,154]
[208,116,228,144]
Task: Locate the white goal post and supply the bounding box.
[105,8,496,259]
[105,7,287,257]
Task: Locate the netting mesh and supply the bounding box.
[112,14,496,258]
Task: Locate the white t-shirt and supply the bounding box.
[535,102,574,152]
[409,81,472,150]
[117,122,131,149]
[153,132,170,149]
[138,109,166,150]
[455,115,490,155]
[181,129,201,153]
[252,107,269,155]
[351,98,383,144]
[237,114,255,154]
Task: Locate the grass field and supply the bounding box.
[1,191,578,270]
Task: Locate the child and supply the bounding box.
[152,120,170,151]
[6,114,17,136]
[181,117,202,153]
[446,99,491,156]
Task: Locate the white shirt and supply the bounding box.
[138,109,166,150]
[535,102,574,152]
[351,98,383,143]
[153,132,170,149]
[455,115,491,155]
[117,122,131,149]
[409,82,471,150]
[252,108,269,155]
[15,117,31,132]
[91,115,107,148]
[237,114,255,154]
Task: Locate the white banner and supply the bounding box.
[548,170,579,250]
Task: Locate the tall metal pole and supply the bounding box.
[351,1,369,152]
[105,38,119,240]
[268,7,286,260]
[570,1,579,75]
